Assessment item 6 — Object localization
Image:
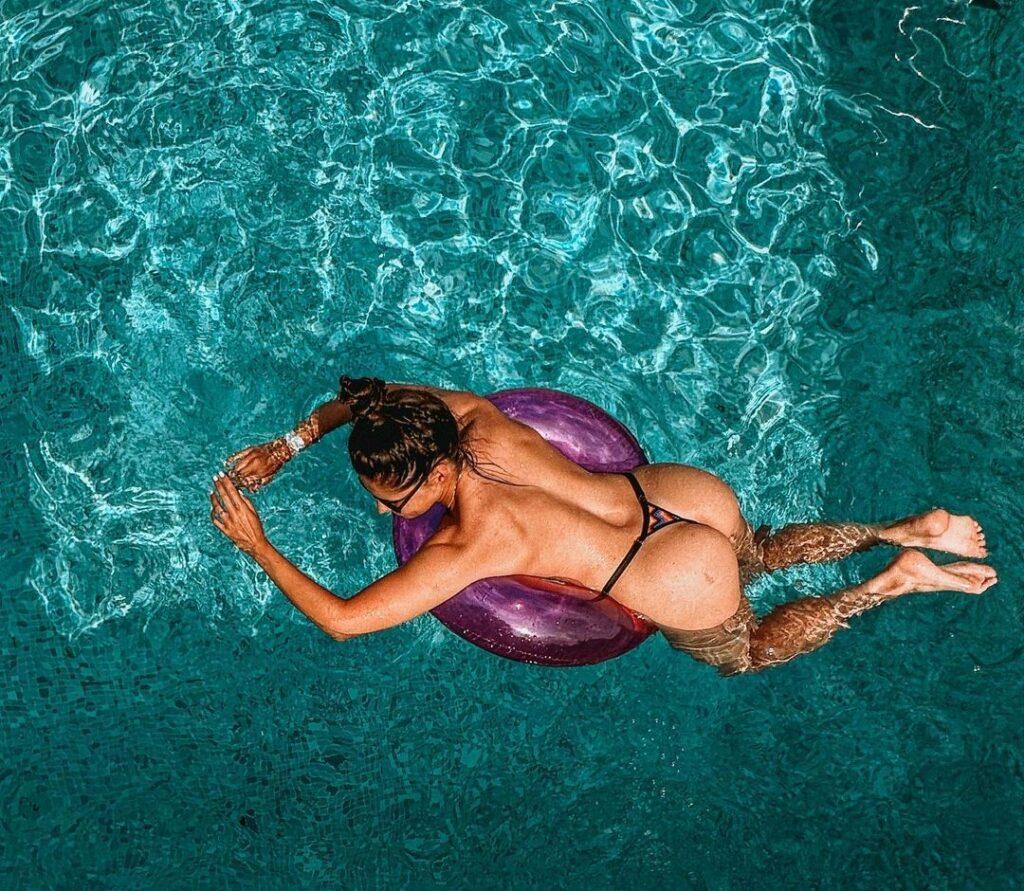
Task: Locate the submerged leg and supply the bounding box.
[733,507,988,583]
[659,550,997,676]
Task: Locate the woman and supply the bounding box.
[210,376,996,675]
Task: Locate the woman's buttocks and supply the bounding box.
[631,463,745,541]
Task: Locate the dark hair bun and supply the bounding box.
[339,375,388,419]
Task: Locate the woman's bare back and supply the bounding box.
[426,388,748,626]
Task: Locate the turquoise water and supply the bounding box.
[3,0,1022,884]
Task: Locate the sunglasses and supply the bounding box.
[361,462,438,514]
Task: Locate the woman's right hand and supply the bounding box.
[224,439,292,492]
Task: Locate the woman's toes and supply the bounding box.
[944,562,996,584]
[946,563,995,592]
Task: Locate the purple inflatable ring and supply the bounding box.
[391,387,657,667]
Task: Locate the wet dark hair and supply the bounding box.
[339,375,505,491]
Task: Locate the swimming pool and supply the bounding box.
[3,0,1022,884]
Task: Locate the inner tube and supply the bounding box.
[391,387,657,666]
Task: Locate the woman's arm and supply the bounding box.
[226,379,473,491]
[210,473,491,641]
[297,397,353,446]
[294,378,469,448]
[251,537,485,641]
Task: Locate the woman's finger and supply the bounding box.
[212,482,237,519]
[235,452,258,471]
[210,494,229,530]
[209,491,226,514]
[213,475,235,511]
[228,476,256,511]
[225,447,253,466]
[216,473,245,511]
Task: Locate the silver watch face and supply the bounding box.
[285,431,305,455]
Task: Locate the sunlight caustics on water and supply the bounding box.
[2,0,1022,885]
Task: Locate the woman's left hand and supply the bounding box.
[210,471,269,557]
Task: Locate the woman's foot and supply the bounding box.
[881,508,988,558]
[884,549,997,596]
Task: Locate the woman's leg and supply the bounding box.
[733,507,987,583]
[659,550,997,676]
[738,518,893,575]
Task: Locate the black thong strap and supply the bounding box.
[600,471,697,596]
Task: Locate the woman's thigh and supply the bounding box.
[657,594,758,676]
